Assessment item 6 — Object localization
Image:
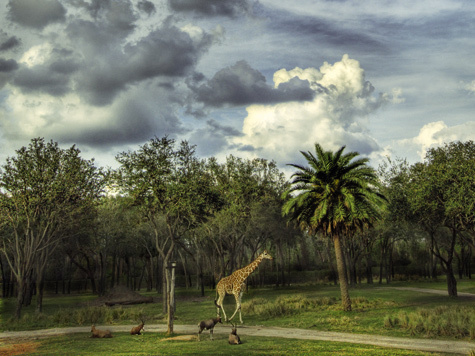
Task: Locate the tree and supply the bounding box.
[282,143,386,311]
[0,138,103,318]
[406,141,475,296]
[115,136,216,334]
[204,156,286,278]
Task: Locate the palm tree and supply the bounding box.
[282,143,386,311]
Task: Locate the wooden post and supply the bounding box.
[167,261,176,334]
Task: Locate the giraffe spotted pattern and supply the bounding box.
[215,250,273,323]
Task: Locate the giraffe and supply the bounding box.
[214,250,273,323]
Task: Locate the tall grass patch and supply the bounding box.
[384,305,475,339]
[242,295,395,318]
[4,306,152,331]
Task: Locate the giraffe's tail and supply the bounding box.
[214,298,222,309]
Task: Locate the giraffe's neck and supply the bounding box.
[235,255,264,281]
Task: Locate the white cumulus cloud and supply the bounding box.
[231,55,393,166]
[398,120,475,160]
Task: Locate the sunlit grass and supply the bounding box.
[18,332,446,356]
[384,305,475,339]
[1,277,475,342]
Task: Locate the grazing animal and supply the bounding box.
[90,325,113,338]
[215,250,273,323]
[228,323,242,345]
[130,319,145,335]
[198,316,222,341]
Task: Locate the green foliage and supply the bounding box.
[282,143,387,312]
[282,143,386,236]
[0,137,105,318]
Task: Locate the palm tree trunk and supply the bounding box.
[333,235,352,311]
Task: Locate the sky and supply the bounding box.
[1,0,475,177]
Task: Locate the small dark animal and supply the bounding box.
[228,323,242,345]
[90,325,113,338]
[198,316,222,341]
[130,319,145,335]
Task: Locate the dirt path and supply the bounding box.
[1,287,474,355]
[385,287,475,298]
[0,324,474,355]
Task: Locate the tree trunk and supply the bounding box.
[35,252,48,313]
[333,235,351,311]
[446,228,458,297]
[36,277,45,313]
[110,254,116,289]
[0,257,7,298]
[366,252,373,284]
[167,262,176,335]
[446,262,458,296]
[15,279,27,319]
[162,261,167,314]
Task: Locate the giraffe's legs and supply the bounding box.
[229,286,244,323]
[238,289,244,324]
[216,293,228,321]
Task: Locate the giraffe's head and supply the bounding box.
[260,250,273,260]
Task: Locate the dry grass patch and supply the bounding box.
[0,339,40,356]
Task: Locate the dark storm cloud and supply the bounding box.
[59,97,187,147]
[137,0,156,15]
[206,119,242,137]
[0,59,19,72]
[168,0,252,17]
[73,22,214,106]
[9,46,78,96]
[69,0,137,35]
[0,36,21,52]
[13,65,71,96]
[48,59,80,75]
[191,60,315,107]
[7,0,66,29]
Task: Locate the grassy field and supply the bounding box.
[0,332,449,356]
[1,279,474,355]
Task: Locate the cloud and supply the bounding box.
[168,0,253,17]
[231,55,391,165]
[137,0,156,15]
[0,84,187,149]
[258,4,389,55]
[0,59,19,72]
[0,36,21,52]
[13,65,72,96]
[9,43,78,96]
[66,20,215,106]
[70,0,138,31]
[6,15,216,106]
[398,120,475,160]
[191,60,315,108]
[462,80,475,94]
[7,0,66,29]
[189,119,242,156]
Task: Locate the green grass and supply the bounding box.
[2,279,475,342]
[21,332,448,356]
[2,279,474,355]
